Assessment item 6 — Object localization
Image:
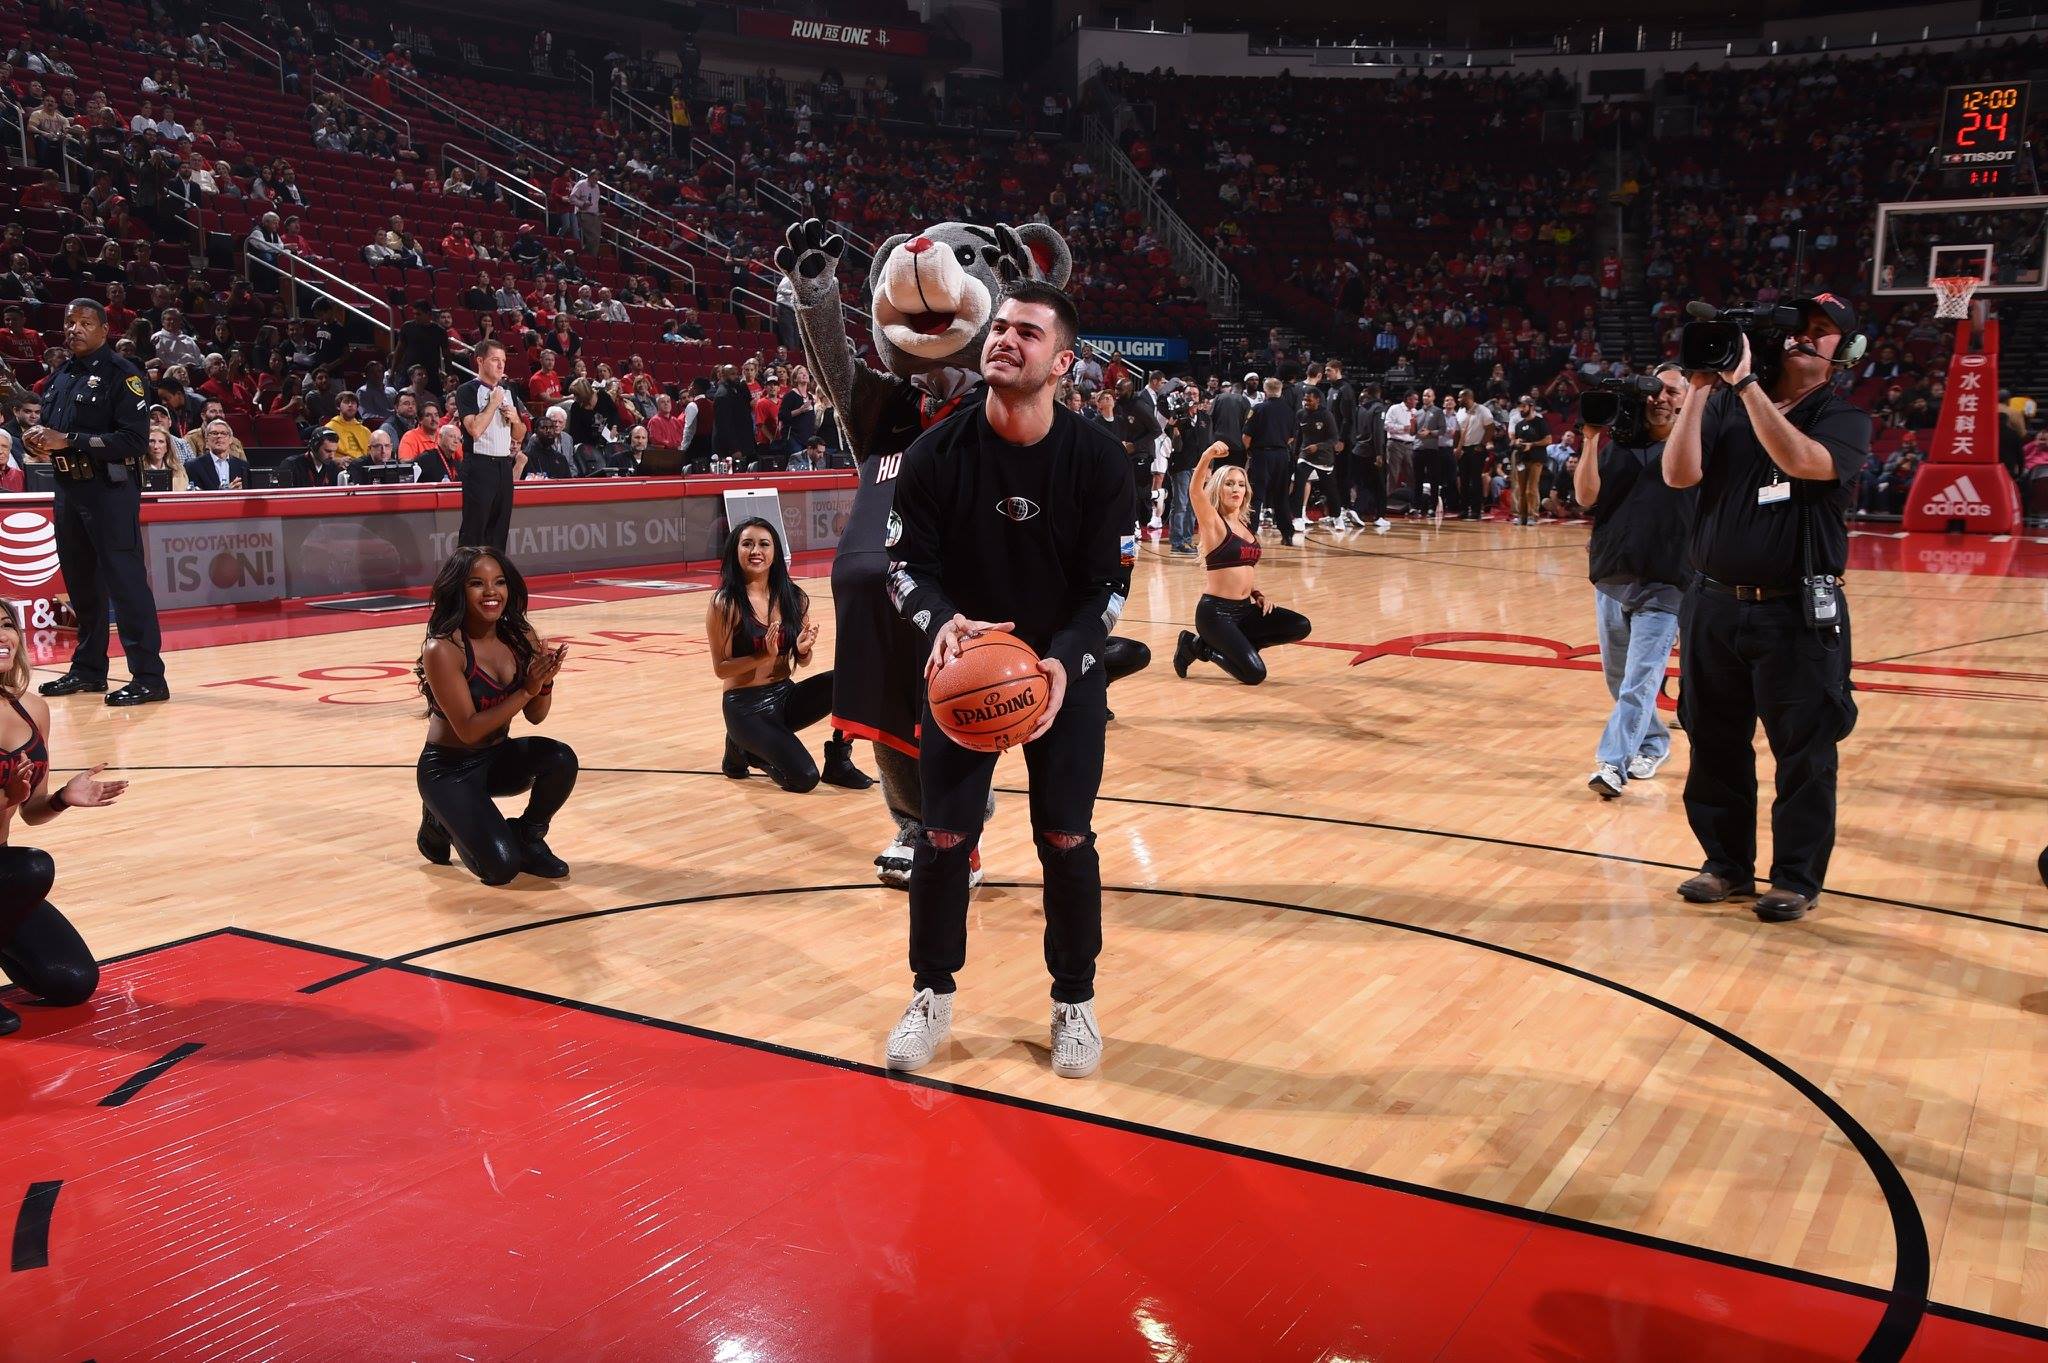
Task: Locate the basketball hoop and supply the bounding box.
[1931,275,1983,320]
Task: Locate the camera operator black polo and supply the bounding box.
[1678,379,1870,910]
[1688,383,1868,586]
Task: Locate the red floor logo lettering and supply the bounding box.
[1306,632,2048,706]
[204,631,706,705]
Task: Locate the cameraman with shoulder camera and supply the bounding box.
[1662,295,1869,923]
[1165,386,1211,555]
[1574,363,1693,800]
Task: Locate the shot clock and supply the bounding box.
[1939,81,2030,190]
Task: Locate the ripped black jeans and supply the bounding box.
[908,656,1107,1003]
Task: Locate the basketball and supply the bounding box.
[928,631,1050,752]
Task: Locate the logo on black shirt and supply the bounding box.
[996,497,1040,522]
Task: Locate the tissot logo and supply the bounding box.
[996,497,1040,522]
[1922,475,1993,517]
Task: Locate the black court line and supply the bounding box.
[10,1180,60,1271]
[1864,624,2048,665]
[97,1043,205,1109]
[100,764,2048,938]
[284,881,1931,1363]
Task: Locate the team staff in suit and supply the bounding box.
[185,418,250,490]
[24,300,168,706]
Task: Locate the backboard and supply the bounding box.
[1871,195,2048,297]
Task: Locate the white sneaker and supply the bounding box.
[1343,510,1366,528]
[886,988,953,1071]
[1588,764,1625,800]
[1049,999,1102,1078]
[875,835,913,890]
[968,847,984,890]
[1627,752,1669,781]
[1292,517,1311,533]
[1373,517,1391,531]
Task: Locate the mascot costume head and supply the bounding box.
[775,217,1073,460]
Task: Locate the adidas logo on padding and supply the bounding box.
[1921,474,1992,517]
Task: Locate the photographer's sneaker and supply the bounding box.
[885,988,953,1071]
[1627,752,1669,781]
[1588,764,1625,799]
[1049,1000,1102,1078]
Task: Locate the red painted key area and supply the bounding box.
[3,933,2042,1362]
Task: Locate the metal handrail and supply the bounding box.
[690,136,736,183]
[326,48,758,306]
[215,22,284,93]
[730,286,774,325]
[328,42,569,178]
[1082,114,1239,317]
[440,143,705,296]
[610,87,666,142]
[440,143,548,222]
[250,244,397,336]
[606,224,698,294]
[313,71,411,151]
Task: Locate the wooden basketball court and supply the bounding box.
[4,519,2046,1362]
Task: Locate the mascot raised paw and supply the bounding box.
[778,217,1147,889]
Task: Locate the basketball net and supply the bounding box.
[1931,275,1983,321]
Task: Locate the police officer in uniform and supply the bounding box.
[25,299,168,706]
[1663,295,1869,922]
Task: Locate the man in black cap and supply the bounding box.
[25,299,167,704]
[1662,293,1869,922]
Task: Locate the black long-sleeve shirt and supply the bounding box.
[887,401,1133,677]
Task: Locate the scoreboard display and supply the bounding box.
[1939,81,2030,190]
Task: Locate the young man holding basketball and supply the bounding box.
[882,282,1133,1079]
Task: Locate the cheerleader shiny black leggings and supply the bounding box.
[724,672,834,792]
[418,737,580,886]
[0,847,99,1009]
[1193,593,1312,685]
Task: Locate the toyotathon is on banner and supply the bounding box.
[0,484,861,611]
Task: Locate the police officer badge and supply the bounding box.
[126,375,145,398]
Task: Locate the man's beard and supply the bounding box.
[985,353,1055,395]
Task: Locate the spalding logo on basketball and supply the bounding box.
[0,511,60,589]
[928,630,1050,752]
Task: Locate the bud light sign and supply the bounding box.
[1082,334,1190,363]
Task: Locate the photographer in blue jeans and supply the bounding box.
[1574,364,1694,799]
